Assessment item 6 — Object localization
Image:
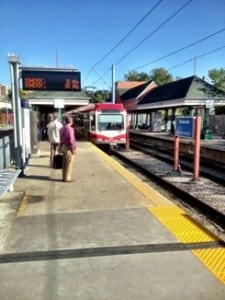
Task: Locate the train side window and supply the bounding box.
[91,114,96,131]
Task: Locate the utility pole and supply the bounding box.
[112,64,115,104]
[8,54,24,174]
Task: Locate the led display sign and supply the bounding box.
[21,70,81,91]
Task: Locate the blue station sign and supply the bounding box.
[175,117,195,138]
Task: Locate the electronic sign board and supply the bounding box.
[175,117,195,138]
[21,70,81,91]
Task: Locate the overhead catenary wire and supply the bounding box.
[83,0,163,85]
[115,0,193,65]
[168,45,225,72]
[92,69,111,89]
[94,26,225,87]
[133,27,225,70]
[114,44,225,84]
[92,0,193,86]
[91,0,163,70]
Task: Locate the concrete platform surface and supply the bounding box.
[0,141,224,299]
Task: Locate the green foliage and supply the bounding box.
[208,68,225,114]
[89,90,111,103]
[149,68,173,85]
[20,89,32,99]
[124,70,149,81]
[124,67,173,85]
[7,89,12,100]
[208,68,225,92]
[7,89,31,101]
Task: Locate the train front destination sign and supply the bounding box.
[21,69,81,91]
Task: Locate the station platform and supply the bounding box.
[0,141,225,299]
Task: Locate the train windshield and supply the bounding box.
[98,114,124,130]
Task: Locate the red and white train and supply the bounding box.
[66,102,127,147]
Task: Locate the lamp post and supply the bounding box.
[8,54,24,174]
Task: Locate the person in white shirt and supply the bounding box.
[47,112,62,167]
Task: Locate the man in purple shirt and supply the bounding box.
[59,116,76,182]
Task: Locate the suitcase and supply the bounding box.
[53,154,63,169]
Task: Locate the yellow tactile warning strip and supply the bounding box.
[193,248,225,285]
[147,206,219,243]
[147,206,225,284]
[90,143,225,285]
[16,191,28,217]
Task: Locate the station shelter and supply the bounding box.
[116,75,225,138]
[27,91,89,152]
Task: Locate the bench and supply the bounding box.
[0,169,21,198]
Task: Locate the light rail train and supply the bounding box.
[66,102,127,147]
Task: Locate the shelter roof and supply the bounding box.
[27,90,90,107]
[138,76,225,106]
[27,90,88,99]
[185,77,225,99]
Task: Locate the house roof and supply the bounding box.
[138,76,225,106]
[116,81,147,97]
[121,81,154,101]
[116,81,146,89]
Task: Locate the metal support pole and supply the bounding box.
[193,116,201,181]
[125,114,130,150]
[164,109,168,132]
[174,135,179,171]
[112,64,115,104]
[203,107,209,140]
[58,108,62,122]
[8,54,24,173]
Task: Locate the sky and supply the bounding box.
[0,0,225,91]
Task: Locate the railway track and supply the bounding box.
[111,145,225,239]
[130,139,225,185]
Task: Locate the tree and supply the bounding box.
[124,67,173,85]
[90,90,111,103]
[149,68,173,85]
[208,68,225,92]
[7,89,32,101]
[20,90,32,99]
[124,70,149,81]
[208,68,225,114]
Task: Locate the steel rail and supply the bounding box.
[130,140,225,186]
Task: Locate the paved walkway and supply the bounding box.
[0,141,224,299]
